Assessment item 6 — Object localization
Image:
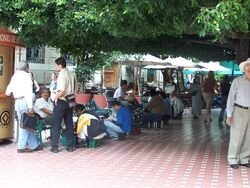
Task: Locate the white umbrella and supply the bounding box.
[117,54,171,66]
[164,57,197,68]
[198,62,230,71]
[143,64,177,69]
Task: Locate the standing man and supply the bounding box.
[5,62,41,153]
[226,58,250,169]
[51,57,77,153]
[218,75,231,124]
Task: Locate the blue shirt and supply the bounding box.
[116,106,132,134]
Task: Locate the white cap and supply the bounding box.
[239,58,250,72]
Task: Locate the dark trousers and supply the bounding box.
[142,112,162,124]
[51,99,74,148]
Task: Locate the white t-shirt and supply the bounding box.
[34,97,54,118]
[113,87,124,98]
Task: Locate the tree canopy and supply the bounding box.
[0,0,249,62]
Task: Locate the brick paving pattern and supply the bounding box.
[0,109,249,188]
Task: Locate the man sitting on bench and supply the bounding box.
[34,88,54,125]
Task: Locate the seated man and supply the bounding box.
[113,80,127,100]
[142,89,165,124]
[75,104,107,146]
[34,88,54,125]
[170,92,184,119]
[104,100,132,140]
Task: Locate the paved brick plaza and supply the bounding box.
[0,109,249,188]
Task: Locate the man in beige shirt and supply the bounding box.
[226,58,250,169]
[50,57,77,153]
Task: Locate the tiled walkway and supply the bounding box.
[0,109,250,188]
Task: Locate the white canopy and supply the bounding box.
[117,54,171,66]
[143,64,177,69]
[198,62,230,71]
[164,57,197,68]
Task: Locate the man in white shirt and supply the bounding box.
[226,58,250,169]
[113,80,127,99]
[5,62,41,153]
[51,57,77,153]
[34,88,54,125]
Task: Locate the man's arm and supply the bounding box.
[226,78,237,126]
[40,108,53,115]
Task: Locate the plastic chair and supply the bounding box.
[75,94,92,107]
[35,119,52,146]
[93,94,109,109]
[92,94,112,118]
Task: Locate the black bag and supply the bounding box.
[21,113,38,131]
[191,90,197,96]
[65,94,77,108]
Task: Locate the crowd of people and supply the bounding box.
[5,57,250,169]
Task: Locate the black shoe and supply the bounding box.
[230,164,239,169]
[50,147,59,153]
[33,145,43,152]
[240,163,250,168]
[66,146,75,152]
[76,140,88,148]
[17,148,33,153]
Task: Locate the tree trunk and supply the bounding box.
[235,39,249,64]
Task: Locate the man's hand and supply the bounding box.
[226,117,232,126]
[54,97,58,106]
[28,108,34,116]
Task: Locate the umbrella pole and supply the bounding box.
[138,64,142,97]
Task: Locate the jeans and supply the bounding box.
[15,99,39,149]
[51,100,74,148]
[218,96,227,122]
[104,120,124,138]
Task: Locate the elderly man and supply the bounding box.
[226,58,250,169]
[50,57,77,153]
[34,88,54,125]
[5,62,41,153]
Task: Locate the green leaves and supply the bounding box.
[0,0,248,61]
[196,0,249,38]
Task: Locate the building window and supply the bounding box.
[63,55,76,65]
[26,47,45,64]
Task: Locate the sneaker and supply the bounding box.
[111,137,119,141]
[118,133,127,141]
